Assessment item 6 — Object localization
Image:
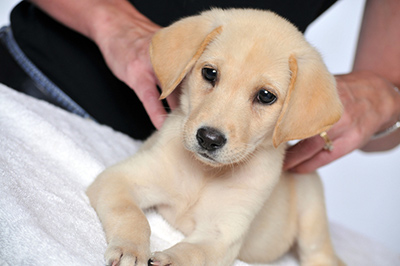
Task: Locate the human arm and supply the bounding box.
[29,0,179,129]
[284,0,400,173]
[352,0,400,152]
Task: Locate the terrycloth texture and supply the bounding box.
[0,84,399,266]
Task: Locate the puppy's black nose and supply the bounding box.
[196,127,226,151]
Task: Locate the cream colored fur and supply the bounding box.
[87,9,344,266]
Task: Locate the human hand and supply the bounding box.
[30,0,179,129]
[92,8,179,129]
[283,71,400,173]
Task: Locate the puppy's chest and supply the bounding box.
[156,165,269,236]
[156,172,227,235]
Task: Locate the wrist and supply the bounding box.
[362,86,400,151]
[372,86,400,138]
[361,128,400,152]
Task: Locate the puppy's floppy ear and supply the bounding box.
[150,15,223,99]
[272,54,343,148]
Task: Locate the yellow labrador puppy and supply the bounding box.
[87,9,344,266]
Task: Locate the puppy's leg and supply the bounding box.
[149,187,269,266]
[87,157,168,266]
[295,173,344,266]
[150,226,243,266]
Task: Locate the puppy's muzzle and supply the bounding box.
[196,127,227,151]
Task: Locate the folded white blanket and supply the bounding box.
[0,84,398,266]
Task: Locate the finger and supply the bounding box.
[166,89,180,111]
[283,121,347,172]
[289,136,352,173]
[289,149,339,174]
[132,75,168,129]
[141,87,168,129]
[283,134,326,171]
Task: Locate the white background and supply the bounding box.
[1,0,399,254]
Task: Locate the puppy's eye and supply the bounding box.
[256,89,277,105]
[202,67,218,83]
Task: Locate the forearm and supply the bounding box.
[353,0,400,151]
[28,0,158,44]
[353,0,400,85]
[29,0,166,128]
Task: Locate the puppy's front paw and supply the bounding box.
[149,243,206,266]
[105,240,150,266]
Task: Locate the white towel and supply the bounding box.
[0,84,398,266]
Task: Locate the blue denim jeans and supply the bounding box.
[0,26,93,119]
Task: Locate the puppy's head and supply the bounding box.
[151,9,342,167]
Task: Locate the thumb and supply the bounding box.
[131,74,168,129]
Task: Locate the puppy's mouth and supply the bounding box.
[198,152,216,162]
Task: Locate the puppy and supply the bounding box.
[87,9,344,266]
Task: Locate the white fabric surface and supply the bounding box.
[0,84,399,266]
